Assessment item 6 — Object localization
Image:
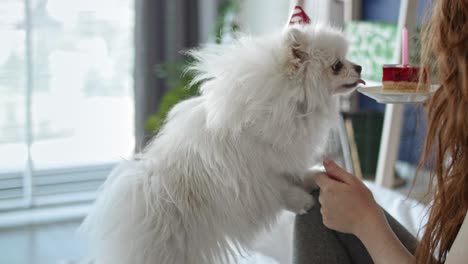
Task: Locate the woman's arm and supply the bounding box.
[445,210,468,264]
[354,206,415,264]
[315,160,415,264]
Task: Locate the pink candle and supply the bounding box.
[402,27,408,66]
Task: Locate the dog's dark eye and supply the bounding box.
[331,61,343,73]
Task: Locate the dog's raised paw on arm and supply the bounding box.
[282,184,315,214]
[302,166,325,192]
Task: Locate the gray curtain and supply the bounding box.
[134,0,202,150]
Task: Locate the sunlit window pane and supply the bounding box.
[30,0,135,169]
[0,0,135,208]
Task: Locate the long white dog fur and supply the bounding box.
[81,24,363,264]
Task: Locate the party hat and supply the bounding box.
[288,0,311,25]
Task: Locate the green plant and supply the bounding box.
[213,0,241,44]
[145,0,239,134]
[145,62,200,133]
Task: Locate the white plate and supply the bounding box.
[357,84,438,104]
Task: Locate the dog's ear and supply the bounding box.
[287,28,309,60]
[285,28,309,75]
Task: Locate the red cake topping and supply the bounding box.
[382,64,428,83]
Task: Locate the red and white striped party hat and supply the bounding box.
[288,0,311,25]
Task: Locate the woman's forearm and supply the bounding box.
[355,209,415,264]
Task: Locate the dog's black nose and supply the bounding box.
[354,65,362,74]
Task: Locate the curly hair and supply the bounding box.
[417,0,468,263]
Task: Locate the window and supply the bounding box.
[0,0,135,211]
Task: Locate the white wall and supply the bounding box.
[238,0,289,35]
[239,0,344,35]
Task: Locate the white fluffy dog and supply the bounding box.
[81,24,364,264]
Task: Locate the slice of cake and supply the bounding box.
[382,64,429,92]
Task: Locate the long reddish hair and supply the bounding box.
[417,0,468,263]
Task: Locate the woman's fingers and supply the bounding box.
[315,173,338,191]
[323,159,356,185]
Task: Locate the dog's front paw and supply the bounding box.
[296,194,315,215]
[283,187,315,215]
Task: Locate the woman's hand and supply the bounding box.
[315,159,385,237]
[315,159,416,264]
